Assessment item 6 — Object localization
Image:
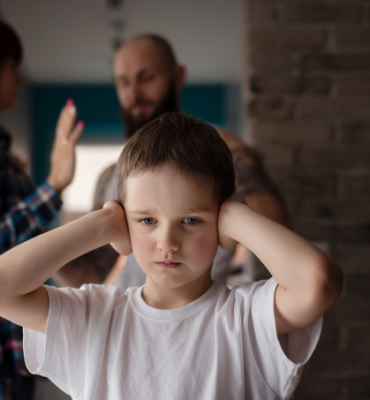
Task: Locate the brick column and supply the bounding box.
[243,1,370,398]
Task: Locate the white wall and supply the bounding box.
[0,0,242,84]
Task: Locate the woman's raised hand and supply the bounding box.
[47,99,84,195]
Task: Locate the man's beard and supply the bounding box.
[122,80,179,138]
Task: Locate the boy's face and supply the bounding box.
[124,164,219,290]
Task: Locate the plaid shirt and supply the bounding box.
[0,126,62,376]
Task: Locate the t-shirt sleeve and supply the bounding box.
[23,284,122,398]
[245,278,323,399]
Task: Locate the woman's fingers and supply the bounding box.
[70,120,84,145]
[55,99,84,146]
[56,99,77,143]
[47,99,84,194]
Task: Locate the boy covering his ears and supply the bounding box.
[0,113,342,399]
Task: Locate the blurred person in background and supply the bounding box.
[0,20,83,400]
[54,34,290,291]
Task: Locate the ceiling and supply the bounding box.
[0,0,242,83]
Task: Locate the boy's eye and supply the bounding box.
[183,218,200,225]
[141,218,155,225]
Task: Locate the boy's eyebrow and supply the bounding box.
[129,209,156,215]
[129,207,212,215]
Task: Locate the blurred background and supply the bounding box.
[0,0,243,222]
[2,0,370,399]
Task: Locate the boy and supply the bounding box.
[0,113,342,399]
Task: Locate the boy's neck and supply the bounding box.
[142,272,213,310]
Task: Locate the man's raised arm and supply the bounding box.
[217,128,290,228]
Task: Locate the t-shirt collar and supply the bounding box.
[128,281,221,321]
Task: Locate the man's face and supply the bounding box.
[114,39,179,137]
[124,164,219,291]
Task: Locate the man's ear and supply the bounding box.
[175,65,187,91]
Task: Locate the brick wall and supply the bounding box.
[243,1,370,398]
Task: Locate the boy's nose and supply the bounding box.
[156,228,180,253]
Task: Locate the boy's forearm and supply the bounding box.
[219,202,342,297]
[244,193,290,229]
[0,209,116,298]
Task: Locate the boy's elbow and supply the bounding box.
[0,271,24,313]
[311,258,343,310]
[0,271,10,303]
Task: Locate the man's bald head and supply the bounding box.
[120,35,177,69]
[114,34,186,138]
[114,34,178,78]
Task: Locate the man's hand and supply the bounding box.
[103,200,132,256]
[218,194,247,250]
[47,99,84,195]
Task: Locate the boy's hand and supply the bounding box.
[218,194,247,250]
[103,200,132,256]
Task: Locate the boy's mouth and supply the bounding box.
[156,261,182,269]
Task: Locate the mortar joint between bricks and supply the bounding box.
[327,25,336,52]
[340,378,349,400]
[275,2,284,25]
[330,74,337,99]
[365,4,370,26]
[290,143,302,168]
[360,4,368,26]
[330,123,341,143]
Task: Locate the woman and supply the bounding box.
[0,20,83,399]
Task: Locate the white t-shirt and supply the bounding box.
[24,278,322,400]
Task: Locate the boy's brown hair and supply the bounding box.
[116,112,235,204]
